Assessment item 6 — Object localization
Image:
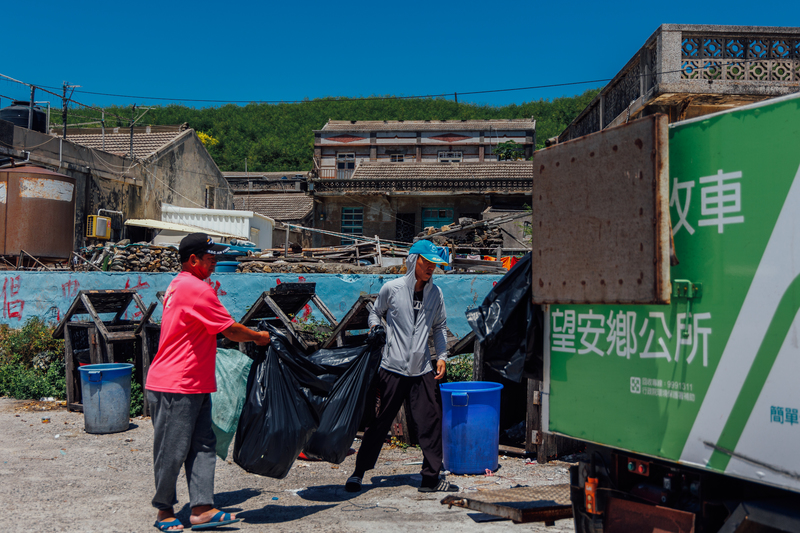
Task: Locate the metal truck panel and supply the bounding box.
[532,114,670,305]
[545,92,800,494]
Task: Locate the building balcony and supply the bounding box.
[559,24,800,142]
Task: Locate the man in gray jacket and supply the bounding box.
[345,239,458,493]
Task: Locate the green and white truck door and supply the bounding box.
[537,92,800,494]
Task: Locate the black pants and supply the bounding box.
[355,368,443,487]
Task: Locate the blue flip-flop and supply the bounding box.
[154,517,185,531]
[190,511,240,530]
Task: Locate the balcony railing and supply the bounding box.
[559,24,800,142]
[310,177,532,194]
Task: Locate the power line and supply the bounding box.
[30,78,613,104]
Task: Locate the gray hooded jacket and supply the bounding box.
[368,253,449,377]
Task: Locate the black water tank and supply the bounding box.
[0,101,47,133]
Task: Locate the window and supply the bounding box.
[438,151,462,163]
[205,186,215,208]
[390,154,404,162]
[337,153,355,179]
[422,208,454,229]
[341,207,364,245]
[396,213,416,242]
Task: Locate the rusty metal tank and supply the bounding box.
[1,166,76,260]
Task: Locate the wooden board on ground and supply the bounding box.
[441,484,573,524]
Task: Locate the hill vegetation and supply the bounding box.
[63,90,600,172]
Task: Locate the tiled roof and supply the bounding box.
[320,119,535,132]
[233,193,313,221]
[349,161,532,180]
[223,171,308,179]
[65,131,185,159]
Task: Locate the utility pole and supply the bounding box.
[130,104,136,159]
[61,82,68,140]
[61,82,80,140]
[27,86,35,130]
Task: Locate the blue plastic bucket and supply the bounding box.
[78,363,134,434]
[440,381,504,474]
[216,261,239,272]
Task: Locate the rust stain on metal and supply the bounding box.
[531,114,671,305]
[1,168,76,259]
[605,496,695,533]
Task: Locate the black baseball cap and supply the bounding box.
[179,233,230,262]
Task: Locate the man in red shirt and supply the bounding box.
[146,233,270,532]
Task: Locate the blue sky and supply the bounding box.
[2,0,798,112]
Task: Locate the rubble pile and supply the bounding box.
[237,261,407,275]
[75,242,181,272]
[417,217,506,250]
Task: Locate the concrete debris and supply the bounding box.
[74,242,180,273]
[237,261,409,275]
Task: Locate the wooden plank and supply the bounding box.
[53,292,90,339]
[441,485,572,524]
[80,293,110,340]
[472,341,484,381]
[64,323,79,412]
[133,302,157,336]
[310,294,338,327]
[263,296,309,351]
[526,378,537,454]
[238,292,269,326]
[320,295,377,349]
[535,379,558,463]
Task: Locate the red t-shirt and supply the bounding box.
[145,271,235,394]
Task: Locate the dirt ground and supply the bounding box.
[0,398,575,533]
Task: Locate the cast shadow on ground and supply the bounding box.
[175,489,335,526]
[236,504,337,525]
[174,488,260,522]
[296,473,419,503]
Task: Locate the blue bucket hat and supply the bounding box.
[409,240,449,265]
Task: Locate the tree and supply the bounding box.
[493,140,524,161]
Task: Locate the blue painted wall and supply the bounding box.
[0,272,502,339]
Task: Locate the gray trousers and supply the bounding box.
[148,390,216,511]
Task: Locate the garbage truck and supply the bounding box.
[533,93,800,532]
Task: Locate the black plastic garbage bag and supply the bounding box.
[466,253,544,382]
[303,326,385,463]
[233,326,331,478]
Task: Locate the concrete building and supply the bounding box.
[0,121,232,252]
[308,161,532,247]
[307,119,535,247]
[311,119,536,179]
[558,24,800,142]
[232,193,313,248]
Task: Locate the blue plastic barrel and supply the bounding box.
[216,261,239,272]
[440,381,504,474]
[78,363,134,434]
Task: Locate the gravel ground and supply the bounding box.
[0,397,575,533]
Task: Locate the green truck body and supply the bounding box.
[545,93,800,495]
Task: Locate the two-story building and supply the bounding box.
[308,119,535,246]
[312,118,535,178]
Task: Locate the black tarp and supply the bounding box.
[466,253,543,382]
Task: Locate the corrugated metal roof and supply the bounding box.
[349,161,533,180]
[232,193,313,221]
[320,119,535,132]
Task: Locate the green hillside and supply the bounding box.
[63,90,600,172]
